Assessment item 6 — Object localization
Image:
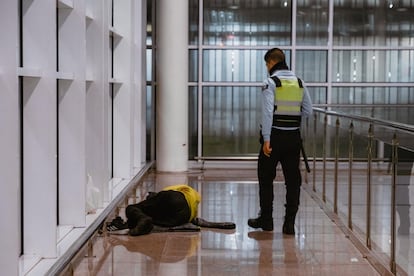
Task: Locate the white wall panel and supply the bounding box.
[0,0,148,274]
[22,0,57,257]
[0,1,20,275]
[112,0,134,178]
[134,0,148,170]
[85,0,110,207]
[57,0,87,226]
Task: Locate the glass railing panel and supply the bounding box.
[394,145,414,274]
[335,117,353,224]
[350,129,370,245]
[369,140,393,267]
[307,107,414,275]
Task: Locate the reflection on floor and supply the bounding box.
[71,169,408,275]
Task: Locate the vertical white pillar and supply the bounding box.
[133,0,147,172]
[85,0,110,206]
[22,0,57,258]
[0,1,19,275]
[113,0,134,179]
[155,172,189,190]
[58,0,87,227]
[156,0,189,172]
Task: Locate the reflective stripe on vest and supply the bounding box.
[271,76,304,128]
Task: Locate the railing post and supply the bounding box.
[87,239,94,258]
[322,113,327,202]
[390,133,398,274]
[334,118,340,214]
[348,121,354,230]
[366,124,373,249]
[132,187,137,204]
[312,112,317,192]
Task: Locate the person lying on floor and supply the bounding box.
[106,184,236,236]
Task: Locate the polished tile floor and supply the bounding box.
[71,169,393,276]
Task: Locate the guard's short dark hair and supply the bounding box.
[264,48,285,63]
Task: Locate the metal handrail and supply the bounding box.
[313,107,414,134]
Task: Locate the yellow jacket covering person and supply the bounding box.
[162,184,201,222]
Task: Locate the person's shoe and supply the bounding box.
[106,216,128,234]
[282,217,295,235]
[247,217,273,231]
[129,217,154,236]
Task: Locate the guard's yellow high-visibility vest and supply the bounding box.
[271,76,304,128]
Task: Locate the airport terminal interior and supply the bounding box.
[0,0,413,275]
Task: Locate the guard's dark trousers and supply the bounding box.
[257,129,302,224]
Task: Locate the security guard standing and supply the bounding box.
[248,48,313,234]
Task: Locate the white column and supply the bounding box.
[22,0,57,258]
[155,172,189,190]
[112,0,134,178]
[156,0,189,172]
[58,0,87,227]
[0,1,19,275]
[133,0,147,172]
[85,0,110,207]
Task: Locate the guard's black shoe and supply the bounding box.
[247,217,273,231]
[282,218,295,235]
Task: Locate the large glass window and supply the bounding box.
[202,86,261,156]
[296,50,327,82]
[189,0,199,45]
[331,87,414,105]
[203,1,292,46]
[296,0,329,45]
[202,50,291,82]
[333,0,414,46]
[333,50,414,82]
[308,87,327,105]
[203,50,265,82]
[189,87,198,159]
[189,50,198,82]
[154,0,414,160]
[146,49,152,81]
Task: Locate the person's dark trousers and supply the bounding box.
[257,129,302,225]
[126,190,190,228]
